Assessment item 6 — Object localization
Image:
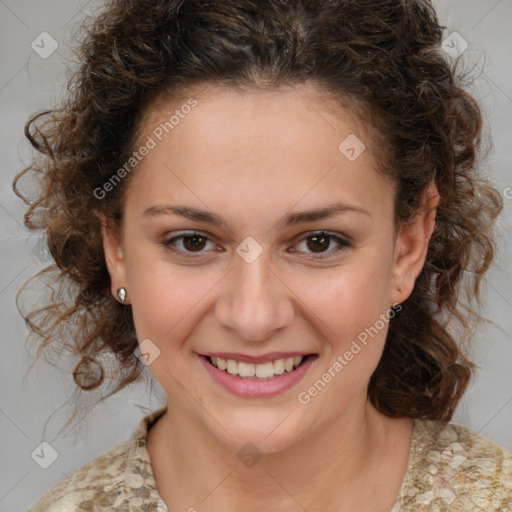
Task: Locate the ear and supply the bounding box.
[100,214,129,304]
[390,182,439,305]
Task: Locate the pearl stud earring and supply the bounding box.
[117,288,127,303]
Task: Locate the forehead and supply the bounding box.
[124,83,395,228]
[137,81,382,165]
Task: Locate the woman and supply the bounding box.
[15,0,511,510]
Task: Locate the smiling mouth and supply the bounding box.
[205,354,316,380]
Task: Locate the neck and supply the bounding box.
[147,395,413,512]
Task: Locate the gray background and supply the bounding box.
[1,1,511,510]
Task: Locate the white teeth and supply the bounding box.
[284,357,294,371]
[273,358,285,375]
[238,362,255,377]
[226,359,238,375]
[209,355,306,379]
[255,361,274,378]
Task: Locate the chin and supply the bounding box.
[208,409,310,456]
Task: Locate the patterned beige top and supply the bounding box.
[29,407,511,511]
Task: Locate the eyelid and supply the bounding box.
[288,231,352,259]
[161,230,220,254]
[161,229,353,259]
[289,230,352,245]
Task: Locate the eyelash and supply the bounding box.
[160,230,352,260]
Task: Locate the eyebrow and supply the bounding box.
[143,201,370,229]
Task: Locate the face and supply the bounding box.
[102,83,437,454]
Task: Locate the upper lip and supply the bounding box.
[201,352,315,364]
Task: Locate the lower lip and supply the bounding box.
[198,355,317,398]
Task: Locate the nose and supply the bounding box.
[214,251,295,342]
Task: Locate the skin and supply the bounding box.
[102,82,439,512]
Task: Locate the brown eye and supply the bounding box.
[306,234,330,253]
[291,231,352,258]
[161,231,216,254]
[182,234,207,251]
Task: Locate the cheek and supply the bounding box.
[126,256,216,345]
[126,241,394,361]
[293,260,394,409]
[290,252,394,344]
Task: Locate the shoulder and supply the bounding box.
[28,438,133,511]
[395,419,512,511]
[28,407,168,511]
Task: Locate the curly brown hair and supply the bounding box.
[14,0,503,434]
